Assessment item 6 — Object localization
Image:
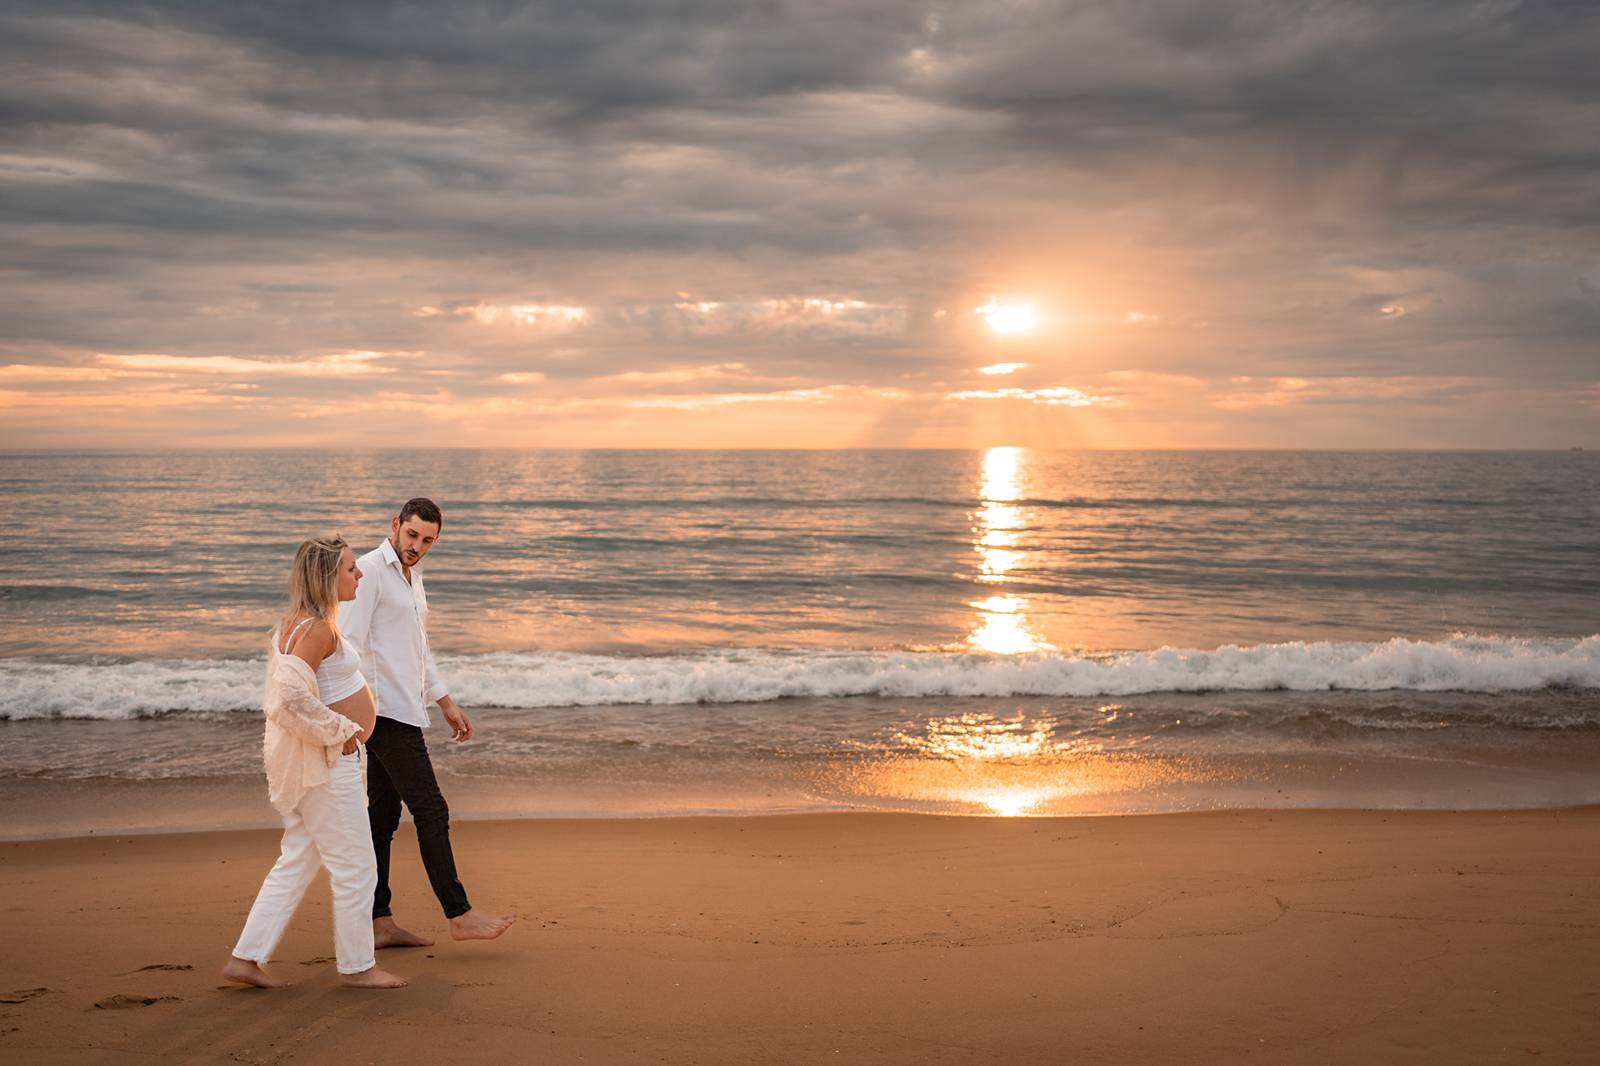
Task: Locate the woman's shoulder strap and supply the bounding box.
[279,615,317,655]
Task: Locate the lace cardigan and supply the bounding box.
[262,640,363,814]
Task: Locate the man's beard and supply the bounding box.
[391,535,422,565]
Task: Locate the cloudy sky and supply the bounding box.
[2,0,1596,448]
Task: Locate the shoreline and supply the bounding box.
[9,801,1600,841]
[5,692,1599,841]
[4,767,1599,843]
[3,808,1597,1063]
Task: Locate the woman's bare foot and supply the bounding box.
[339,965,407,989]
[448,909,517,941]
[373,915,434,949]
[221,957,292,989]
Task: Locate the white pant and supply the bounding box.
[233,754,377,975]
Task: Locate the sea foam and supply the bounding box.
[2,634,1597,720]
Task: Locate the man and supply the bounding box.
[341,497,515,946]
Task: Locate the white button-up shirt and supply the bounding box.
[340,538,449,729]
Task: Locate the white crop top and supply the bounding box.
[279,617,369,705]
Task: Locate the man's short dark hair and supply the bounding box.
[398,497,443,531]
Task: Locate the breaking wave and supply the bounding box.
[3,634,1597,720]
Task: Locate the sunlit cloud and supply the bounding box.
[496,371,547,385]
[978,362,1028,376]
[1215,376,1315,410]
[672,297,722,314]
[626,387,835,410]
[413,304,473,320]
[263,388,473,422]
[97,350,402,378]
[593,363,749,386]
[902,46,938,79]
[795,298,873,314]
[0,152,110,181]
[0,364,124,383]
[1379,304,1407,318]
[1214,376,1493,410]
[1124,311,1161,325]
[0,386,243,410]
[415,302,587,327]
[947,386,1116,408]
[1103,370,1209,390]
[761,297,903,333]
[508,304,587,326]
[636,295,907,339]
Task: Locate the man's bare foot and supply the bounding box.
[338,965,407,990]
[221,957,292,989]
[373,915,434,949]
[448,909,516,941]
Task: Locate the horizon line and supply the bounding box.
[0,446,1591,455]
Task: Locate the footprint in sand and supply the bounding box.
[1,988,55,1004]
[123,964,193,974]
[298,956,335,966]
[94,994,180,1010]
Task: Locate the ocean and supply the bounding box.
[2,448,1596,831]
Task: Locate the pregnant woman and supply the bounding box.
[222,534,407,990]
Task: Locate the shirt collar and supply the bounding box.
[379,537,403,570]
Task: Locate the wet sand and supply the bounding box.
[2,809,1597,1064]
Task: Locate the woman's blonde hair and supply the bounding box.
[278,534,349,648]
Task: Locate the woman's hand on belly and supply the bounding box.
[328,685,378,741]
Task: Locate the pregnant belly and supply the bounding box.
[328,684,377,731]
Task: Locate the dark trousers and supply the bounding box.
[365,716,472,920]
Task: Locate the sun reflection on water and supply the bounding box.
[809,706,1234,817]
[811,449,1163,816]
[892,712,1079,815]
[969,447,1052,654]
[903,710,1058,761]
[976,501,1024,582]
[968,787,1059,817]
[980,446,1023,502]
[968,595,1049,655]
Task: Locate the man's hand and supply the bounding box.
[440,698,473,743]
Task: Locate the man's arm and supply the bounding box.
[426,649,473,742]
[424,644,447,707]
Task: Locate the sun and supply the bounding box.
[977,301,1037,337]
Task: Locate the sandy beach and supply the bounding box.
[2,808,1596,1064]
[5,0,1600,1053]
